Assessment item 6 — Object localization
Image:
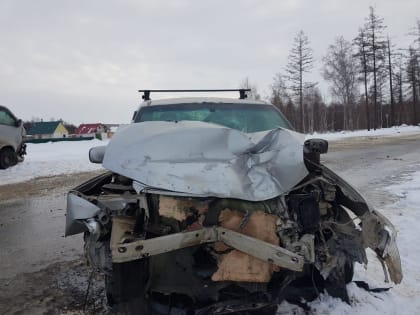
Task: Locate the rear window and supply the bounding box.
[135,103,292,133]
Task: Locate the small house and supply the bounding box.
[105,124,120,138]
[75,123,106,138]
[27,121,69,139]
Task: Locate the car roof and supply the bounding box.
[138,97,270,108]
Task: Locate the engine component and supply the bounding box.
[287,194,320,234]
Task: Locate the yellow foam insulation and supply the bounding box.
[158,195,208,221]
[212,209,280,283]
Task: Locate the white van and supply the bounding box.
[0,105,26,169]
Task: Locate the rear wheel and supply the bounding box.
[0,147,18,169]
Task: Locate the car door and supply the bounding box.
[0,107,21,151]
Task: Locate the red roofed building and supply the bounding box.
[75,123,106,137]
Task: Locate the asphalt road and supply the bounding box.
[323,133,420,207]
[0,134,419,314]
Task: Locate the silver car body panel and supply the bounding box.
[102,121,309,202]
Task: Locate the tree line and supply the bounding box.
[243,7,420,133]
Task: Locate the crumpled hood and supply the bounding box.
[102,121,308,201]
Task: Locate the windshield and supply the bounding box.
[135,102,292,132]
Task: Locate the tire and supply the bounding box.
[106,259,149,315]
[0,147,18,169]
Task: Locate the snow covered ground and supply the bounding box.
[0,139,108,185]
[307,124,420,141]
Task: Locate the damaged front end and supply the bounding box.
[66,123,402,314]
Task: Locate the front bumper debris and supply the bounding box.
[110,216,306,272]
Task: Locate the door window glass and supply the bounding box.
[0,110,16,126]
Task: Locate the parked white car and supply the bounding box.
[0,105,26,169]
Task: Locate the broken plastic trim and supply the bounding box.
[110,217,305,272]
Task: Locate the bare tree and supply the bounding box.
[304,86,323,133]
[406,47,419,125]
[364,6,387,129]
[402,19,420,126]
[409,19,420,106]
[386,37,396,126]
[354,28,371,130]
[285,30,315,133]
[408,18,420,49]
[376,66,388,127]
[269,74,300,129]
[393,53,405,125]
[270,73,290,107]
[322,36,359,130]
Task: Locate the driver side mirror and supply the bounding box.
[304,138,328,154]
[16,119,22,127]
[303,138,328,167]
[89,146,106,164]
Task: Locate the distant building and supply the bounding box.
[105,124,120,138]
[27,121,69,139]
[64,123,77,134]
[75,123,106,138]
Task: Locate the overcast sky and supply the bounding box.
[1,0,419,125]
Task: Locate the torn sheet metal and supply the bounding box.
[102,121,308,201]
[320,164,403,284]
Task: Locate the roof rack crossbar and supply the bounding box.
[138,89,251,101]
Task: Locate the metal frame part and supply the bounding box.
[110,217,305,271]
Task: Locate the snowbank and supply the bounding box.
[307,125,420,141]
[0,139,107,185]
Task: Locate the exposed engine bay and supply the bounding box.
[66,164,402,314]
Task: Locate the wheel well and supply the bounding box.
[0,145,16,153]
